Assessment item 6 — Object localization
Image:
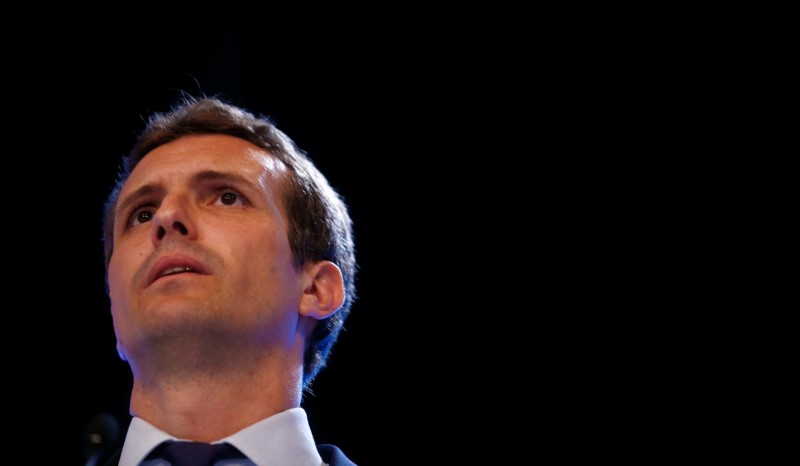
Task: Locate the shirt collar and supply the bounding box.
[222,408,323,465]
[117,407,323,466]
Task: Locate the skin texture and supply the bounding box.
[107,134,344,441]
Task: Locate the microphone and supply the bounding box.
[83,412,122,466]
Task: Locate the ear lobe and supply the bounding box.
[116,342,128,362]
[299,261,345,320]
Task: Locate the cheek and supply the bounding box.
[107,256,123,299]
[107,256,132,344]
[107,248,140,309]
[237,244,284,283]
[233,233,298,289]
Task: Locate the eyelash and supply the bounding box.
[124,188,248,228]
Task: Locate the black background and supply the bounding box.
[8,6,697,464]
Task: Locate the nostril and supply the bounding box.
[175,222,188,235]
[157,226,166,240]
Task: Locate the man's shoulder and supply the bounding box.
[101,448,121,466]
[317,443,358,466]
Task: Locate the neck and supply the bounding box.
[126,338,305,442]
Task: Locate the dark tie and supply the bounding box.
[146,440,245,466]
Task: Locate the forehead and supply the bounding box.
[121,134,285,193]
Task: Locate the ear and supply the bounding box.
[115,340,128,362]
[299,260,345,320]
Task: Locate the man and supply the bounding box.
[100,96,358,465]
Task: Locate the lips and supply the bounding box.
[146,254,210,287]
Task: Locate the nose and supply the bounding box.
[150,193,198,245]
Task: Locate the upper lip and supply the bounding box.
[146,254,210,287]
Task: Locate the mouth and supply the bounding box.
[146,255,209,287]
[161,266,194,277]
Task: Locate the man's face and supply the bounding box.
[107,134,302,365]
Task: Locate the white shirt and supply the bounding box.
[117,407,326,466]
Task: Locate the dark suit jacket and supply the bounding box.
[317,444,358,466]
[101,443,357,465]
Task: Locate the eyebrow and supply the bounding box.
[115,184,160,222]
[116,170,263,219]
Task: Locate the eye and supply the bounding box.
[130,208,154,226]
[216,190,245,206]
